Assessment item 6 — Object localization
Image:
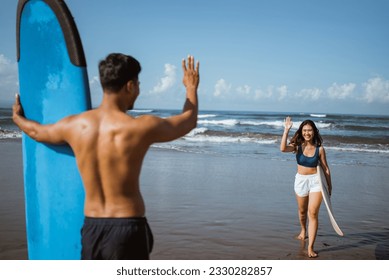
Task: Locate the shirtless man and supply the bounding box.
[13,53,200,259]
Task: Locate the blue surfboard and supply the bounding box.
[17,0,91,259]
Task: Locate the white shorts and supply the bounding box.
[294,173,321,197]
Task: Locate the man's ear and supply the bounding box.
[126,80,134,94]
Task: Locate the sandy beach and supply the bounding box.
[0,139,388,260]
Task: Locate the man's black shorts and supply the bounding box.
[81,217,153,260]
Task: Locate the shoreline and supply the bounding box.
[1,139,388,260]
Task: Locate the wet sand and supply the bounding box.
[0,140,27,260]
[1,140,388,260]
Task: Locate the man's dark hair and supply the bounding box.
[99,53,141,92]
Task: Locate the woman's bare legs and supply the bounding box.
[295,195,308,240]
[307,191,323,258]
[295,192,323,257]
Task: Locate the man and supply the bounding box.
[13,53,200,259]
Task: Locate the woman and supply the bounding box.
[280,116,332,258]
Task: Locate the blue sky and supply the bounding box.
[1,0,388,115]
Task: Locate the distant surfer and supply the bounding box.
[13,53,200,259]
[280,117,332,258]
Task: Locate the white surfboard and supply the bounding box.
[317,164,344,236]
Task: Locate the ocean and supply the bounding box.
[1,108,389,167]
[2,108,389,260]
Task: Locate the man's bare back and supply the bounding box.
[13,54,199,218]
[64,108,149,218]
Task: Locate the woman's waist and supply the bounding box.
[297,164,317,175]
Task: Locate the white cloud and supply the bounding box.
[88,75,101,94]
[254,85,288,101]
[327,82,356,99]
[276,85,288,100]
[236,85,251,96]
[151,63,177,93]
[89,75,100,87]
[214,79,231,97]
[0,54,18,106]
[362,77,389,103]
[254,86,274,100]
[88,75,102,106]
[252,85,287,101]
[296,88,322,100]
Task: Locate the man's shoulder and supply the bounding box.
[125,114,166,135]
[130,113,161,123]
[61,109,99,126]
[69,109,94,121]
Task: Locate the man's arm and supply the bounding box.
[144,55,199,143]
[12,94,68,144]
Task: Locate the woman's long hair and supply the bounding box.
[290,119,323,147]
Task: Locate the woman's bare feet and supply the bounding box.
[308,248,318,258]
[296,229,307,240]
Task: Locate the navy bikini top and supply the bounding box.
[296,146,320,168]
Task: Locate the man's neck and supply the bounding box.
[99,92,128,112]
